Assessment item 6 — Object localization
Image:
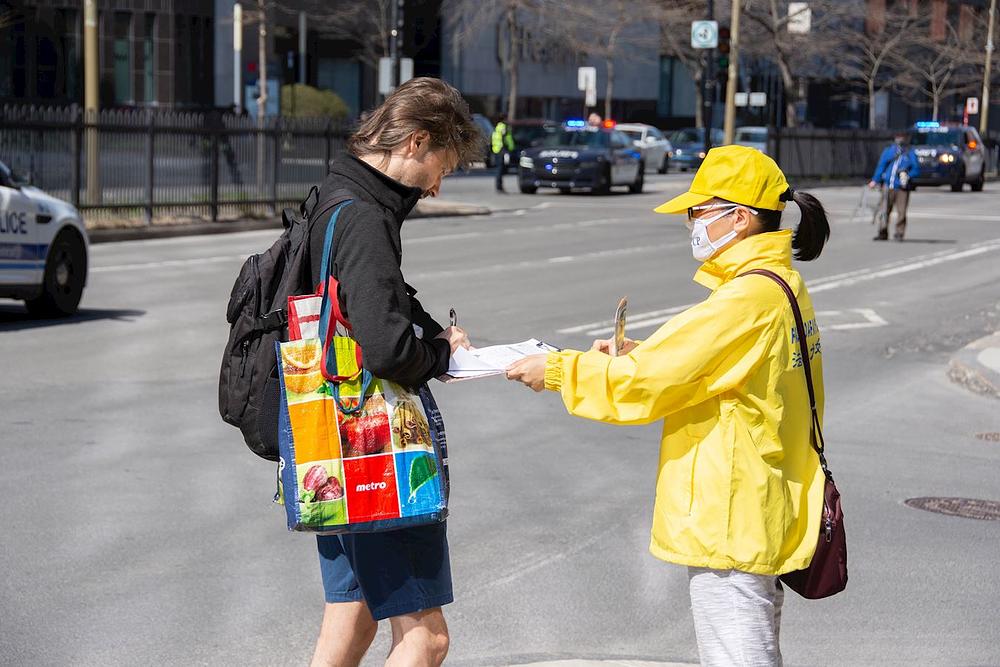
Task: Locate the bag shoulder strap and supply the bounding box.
[740,268,832,479]
[316,191,354,291]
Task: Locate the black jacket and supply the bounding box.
[308,154,450,388]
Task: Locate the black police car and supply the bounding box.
[517,121,644,194]
[909,121,987,192]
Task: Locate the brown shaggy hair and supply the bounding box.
[348,77,483,168]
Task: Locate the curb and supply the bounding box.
[87,200,491,244]
[948,331,1000,399]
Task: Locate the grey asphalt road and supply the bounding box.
[2,172,999,667]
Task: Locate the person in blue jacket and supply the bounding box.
[869,131,921,241]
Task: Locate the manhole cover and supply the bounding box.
[975,432,1000,442]
[904,497,1000,521]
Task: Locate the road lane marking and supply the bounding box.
[558,304,693,334]
[90,216,642,272]
[821,308,889,331]
[91,254,245,273]
[560,239,1000,336]
[828,208,1000,222]
[408,242,682,281]
[808,238,1000,292]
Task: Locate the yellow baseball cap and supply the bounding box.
[654,145,790,214]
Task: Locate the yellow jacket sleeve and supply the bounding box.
[544,285,783,425]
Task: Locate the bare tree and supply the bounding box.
[557,0,660,119]
[275,0,394,72]
[741,0,848,128]
[443,0,557,121]
[653,0,710,128]
[893,21,980,120]
[835,4,924,129]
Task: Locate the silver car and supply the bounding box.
[616,123,673,174]
[735,126,769,155]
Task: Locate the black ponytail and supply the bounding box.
[787,190,830,261]
[732,188,831,261]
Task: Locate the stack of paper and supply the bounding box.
[443,339,558,381]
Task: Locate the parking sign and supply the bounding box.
[691,21,719,49]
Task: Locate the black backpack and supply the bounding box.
[219,186,352,460]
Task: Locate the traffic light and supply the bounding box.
[717,26,731,71]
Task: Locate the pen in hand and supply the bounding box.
[436,307,471,352]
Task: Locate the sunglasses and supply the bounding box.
[685,203,758,230]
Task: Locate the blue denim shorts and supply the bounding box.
[317,521,453,621]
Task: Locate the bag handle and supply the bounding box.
[740,268,832,480]
[313,193,377,416]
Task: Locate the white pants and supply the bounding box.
[688,567,784,667]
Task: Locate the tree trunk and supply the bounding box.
[604,18,621,120]
[505,4,519,121]
[776,55,798,128]
[694,74,704,128]
[868,79,877,129]
[932,93,940,121]
[604,57,614,120]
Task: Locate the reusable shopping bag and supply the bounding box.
[274,200,449,534]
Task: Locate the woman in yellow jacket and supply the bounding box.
[508,146,830,666]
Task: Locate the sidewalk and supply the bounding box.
[948,330,1000,399]
[87,198,491,244]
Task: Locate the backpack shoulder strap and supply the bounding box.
[308,188,354,234]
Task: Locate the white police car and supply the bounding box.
[0,159,88,316]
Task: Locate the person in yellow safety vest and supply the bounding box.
[491,114,515,192]
[506,145,832,666]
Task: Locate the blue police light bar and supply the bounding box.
[915,121,940,128]
[565,119,586,127]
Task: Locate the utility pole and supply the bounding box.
[723,0,741,145]
[233,3,243,113]
[298,10,306,85]
[256,0,267,196]
[982,0,997,135]
[703,0,715,160]
[390,0,405,90]
[83,0,99,204]
[257,0,267,121]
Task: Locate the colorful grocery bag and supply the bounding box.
[274,201,449,534]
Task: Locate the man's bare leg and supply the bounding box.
[385,608,449,667]
[310,601,378,667]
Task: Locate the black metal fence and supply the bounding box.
[769,127,1000,180]
[0,105,349,223]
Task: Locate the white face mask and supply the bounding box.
[689,205,739,262]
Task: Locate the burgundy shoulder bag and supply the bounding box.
[741,268,848,599]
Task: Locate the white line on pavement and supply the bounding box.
[90,216,640,272]
[828,208,1000,222]
[408,242,681,281]
[823,308,889,331]
[91,254,245,273]
[560,239,1000,336]
[808,238,1000,292]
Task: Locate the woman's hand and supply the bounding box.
[590,337,638,356]
[435,326,471,354]
[506,354,548,392]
